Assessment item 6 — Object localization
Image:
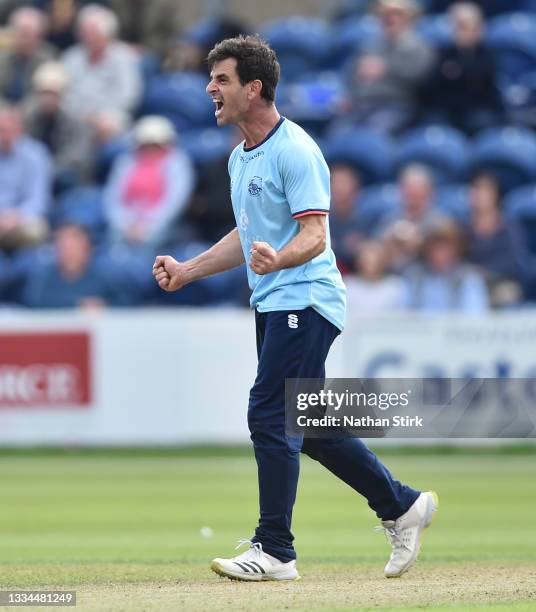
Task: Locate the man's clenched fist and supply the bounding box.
[152,255,188,292]
[250,241,280,275]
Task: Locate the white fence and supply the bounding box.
[0,309,535,445]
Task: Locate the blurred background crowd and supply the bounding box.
[1,0,536,313]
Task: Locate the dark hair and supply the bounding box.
[207,35,280,103]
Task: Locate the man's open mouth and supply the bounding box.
[214,99,224,116]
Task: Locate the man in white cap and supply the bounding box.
[104,115,194,247]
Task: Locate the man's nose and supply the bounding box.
[206,81,217,95]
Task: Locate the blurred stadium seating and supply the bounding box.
[3,0,536,310]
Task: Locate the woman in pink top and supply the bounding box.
[104,115,194,247]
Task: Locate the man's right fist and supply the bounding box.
[152,255,188,292]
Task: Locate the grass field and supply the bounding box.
[0,447,535,611]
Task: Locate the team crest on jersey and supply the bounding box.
[248,176,263,196]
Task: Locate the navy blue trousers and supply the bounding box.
[248,307,420,562]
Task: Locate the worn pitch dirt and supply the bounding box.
[31,563,536,611]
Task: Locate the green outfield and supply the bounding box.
[0,447,535,611]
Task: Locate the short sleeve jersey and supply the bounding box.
[228,117,346,331]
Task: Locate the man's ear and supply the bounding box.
[247,79,263,100]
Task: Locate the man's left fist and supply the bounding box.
[250,241,280,275]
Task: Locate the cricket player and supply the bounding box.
[152,35,437,582]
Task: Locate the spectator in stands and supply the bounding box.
[61,4,141,123]
[466,173,526,306]
[109,0,181,60]
[404,217,489,311]
[45,0,78,51]
[104,115,194,247]
[329,163,366,273]
[349,0,434,134]
[425,2,502,134]
[346,240,407,313]
[0,7,56,102]
[23,61,92,192]
[44,0,110,51]
[23,222,133,308]
[0,105,51,250]
[378,164,441,270]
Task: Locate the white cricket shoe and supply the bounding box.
[211,539,300,582]
[378,491,439,578]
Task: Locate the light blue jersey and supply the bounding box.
[228,117,346,330]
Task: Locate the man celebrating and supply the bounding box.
[152,36,437,582]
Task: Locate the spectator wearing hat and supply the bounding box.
[61,4,141,122]
[349,0,434,135]
[424,2,502,134]
[0,105,51,250]
[23,222,134,308]
[403,217,489,312]
[103,115,194,247]
[0,7,56,102]
[22,61,93,192]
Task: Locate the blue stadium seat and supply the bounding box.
[519,0,536,13]
[261,17,333,81]
[324,127,395,185]
[95,243,155,304]
[185,18,223,46]
[396,126,471,183]
[139,72,214,132]
[358,183,400,233]
[181,127,234,167]
[329,15,382,69]
[0,249,14,301]
[501,70,536,127]
[276,72,345,133]
[424,1,532,16]
[435,184,471,222]
[470,127,536,192]
[486,13,536,80]
[139,52,161,83]
[94,136,129,185]
[415,14,453,47]
[331,0,373,21]
[53,186,106,238]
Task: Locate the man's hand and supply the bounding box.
[250,241,280,275]
[152,255,189,291]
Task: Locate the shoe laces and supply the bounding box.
[235,538,264,559]
[374,522,411,552]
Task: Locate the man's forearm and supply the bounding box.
[184,228,245,283]
[276,218,326,270]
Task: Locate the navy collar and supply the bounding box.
[242,116,285,152]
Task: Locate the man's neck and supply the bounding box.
[237,105,281,149]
